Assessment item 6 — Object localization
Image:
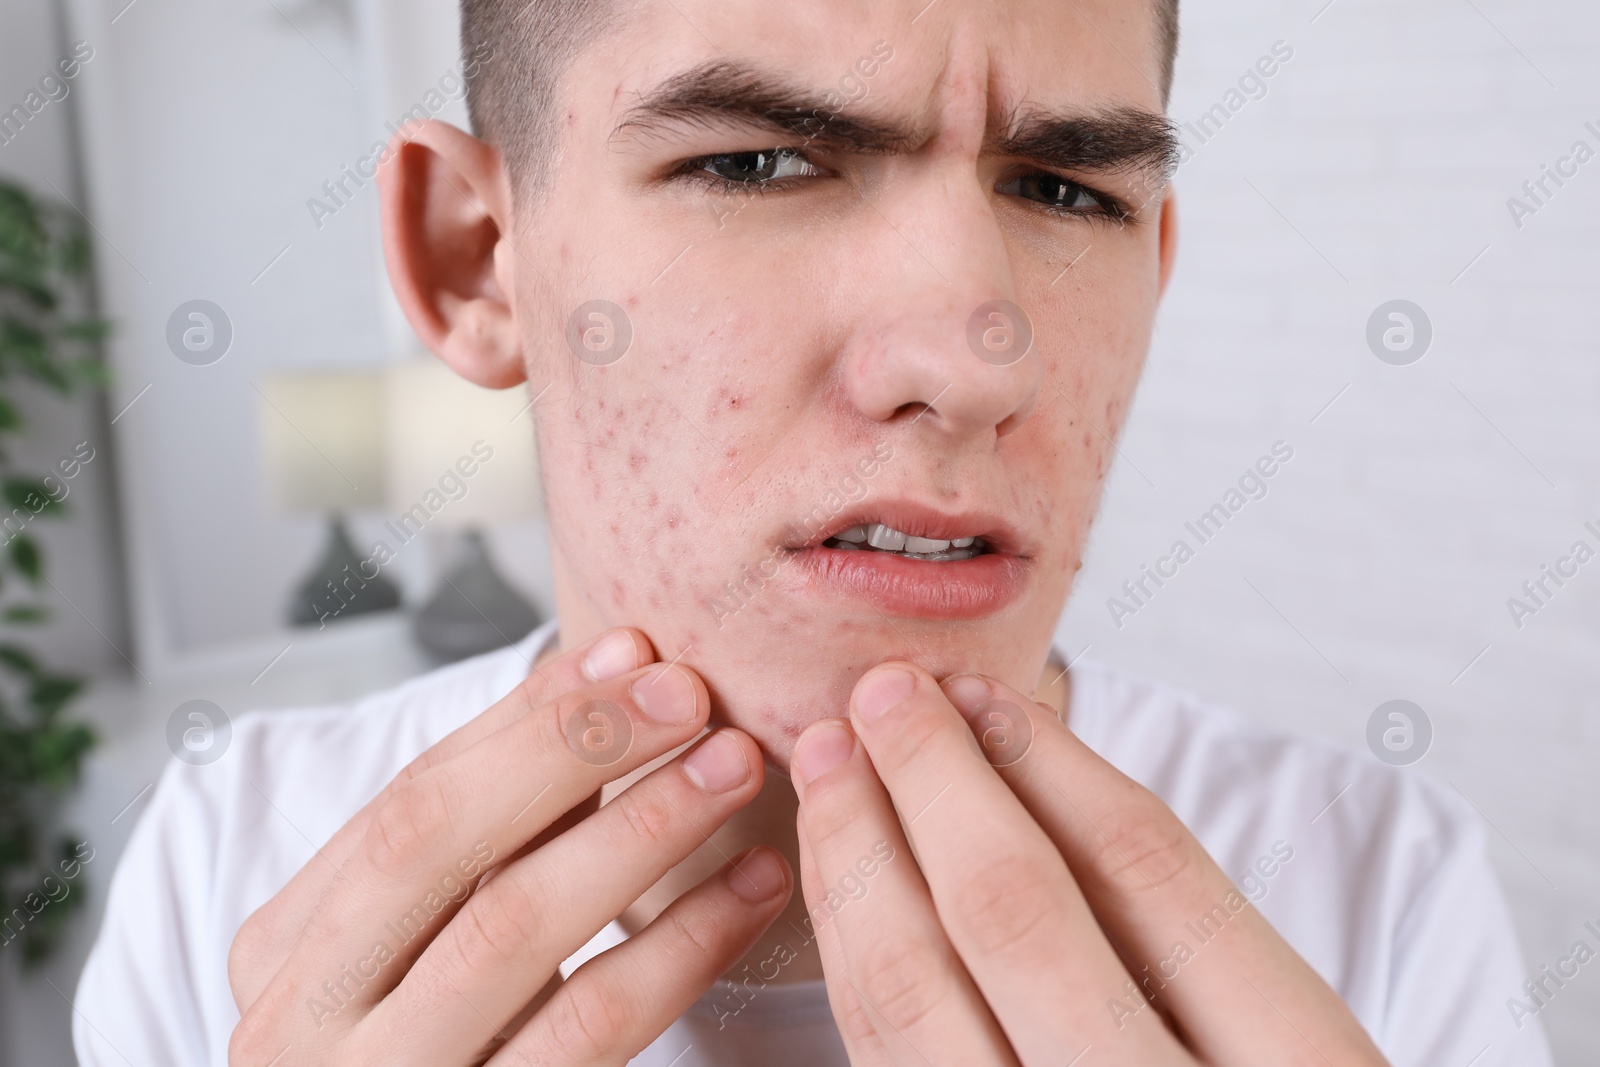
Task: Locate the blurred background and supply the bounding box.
[0,0,1595,1062]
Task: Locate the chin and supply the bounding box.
[685,619,1051,773]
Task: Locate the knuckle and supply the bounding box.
[227,909,273,1004]
[1095,800,1196,894]
[543,982,629,1061]
[803,797,868,858]
[876,707,947,772]
[661,908,721,965]
[450,878,547,971]
[952,855,1061,957]
[612,786,679,850]
[854,940,950,1033]
[365,778,453,877]
[228,1000,285,1065]
[832,983,881,1047]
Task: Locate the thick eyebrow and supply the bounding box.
[613,59,1178,186]
[989,104,1180,187]
[612,59,924,155]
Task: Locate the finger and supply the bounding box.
[791,718,1017,1067]
[232,627,656,1007]
[941,672,1387,1066]
[245,657,711,1040]
[359,728,765,1061]
[845,664,1184,1064]
[795,814,895,1067]
[489,846,791,1067]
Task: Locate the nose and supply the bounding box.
[838,171,1042,443]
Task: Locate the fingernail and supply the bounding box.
[854,667,917,723]
[728,848,787,903]
[793,720,855,785]
[631,665,698,724]
[683,731,751,793]
[943,674,991,715]
[583,630,638,682]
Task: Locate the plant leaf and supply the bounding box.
[3,604,47,625]
[0,643,38,674]
[11,533,41,583]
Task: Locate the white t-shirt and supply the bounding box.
[73,621,1553,1066]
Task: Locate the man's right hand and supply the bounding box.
[226,628,790,1066]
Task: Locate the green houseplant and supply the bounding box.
[0,176,110,967]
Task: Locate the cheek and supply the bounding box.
[537,375,778,630]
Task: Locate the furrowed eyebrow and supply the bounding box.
[989,104,1180,189]
[612,60,923,154]
[613,59,1179,189]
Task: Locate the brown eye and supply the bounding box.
[699,148,818,184]
[998,173,1110,214]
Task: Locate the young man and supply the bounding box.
[75,0,1551,1064]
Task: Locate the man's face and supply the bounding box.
[512,0,1175,765]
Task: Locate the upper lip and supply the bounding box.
[784,499,1025,556]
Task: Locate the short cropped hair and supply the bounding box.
[462,0,1179,195]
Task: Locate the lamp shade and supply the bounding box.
[257,371,388,513]
[383,357,542,527]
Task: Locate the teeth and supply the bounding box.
[866,524,907,551]
[836,524,983,557]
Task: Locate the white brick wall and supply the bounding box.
[1057,0,1600,1058]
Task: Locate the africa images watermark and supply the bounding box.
[306,841,498,1029]
[309,440,496,628]
[1173,40,1295,169]
[305,42,497,231]
[1506,118,1600,231]
[706,440,896,630]
[0,40,95,149]
[1106,839,1296,1030]
[704,39,896,232]
[0,842,96,951]
[1506,918,1600,1031]
[1504,519,1600,631]
[707,839,897,1029]
[1106,441,1296,629]
[0,440,97,548]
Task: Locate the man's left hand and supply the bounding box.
[789,662,1391,1067]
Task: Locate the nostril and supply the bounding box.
[894,400,934,422]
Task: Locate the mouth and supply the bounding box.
[821,523,990,562]
[781,506,1028,620]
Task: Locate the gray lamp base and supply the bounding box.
[290,515,401,627]
[413,529,541,661]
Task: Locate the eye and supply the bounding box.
[694,148,821,185]
[997,173,1124,218]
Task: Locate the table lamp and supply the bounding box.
[257,370,402,626]
[385,357,544,660]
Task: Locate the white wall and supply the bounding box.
[1056,0,1600,1058]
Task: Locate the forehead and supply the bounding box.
[587,0,1167,130]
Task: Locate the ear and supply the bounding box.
[1157,185,1179,296]
[378,120,526,388]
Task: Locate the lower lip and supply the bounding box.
[785,545,1028,620]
